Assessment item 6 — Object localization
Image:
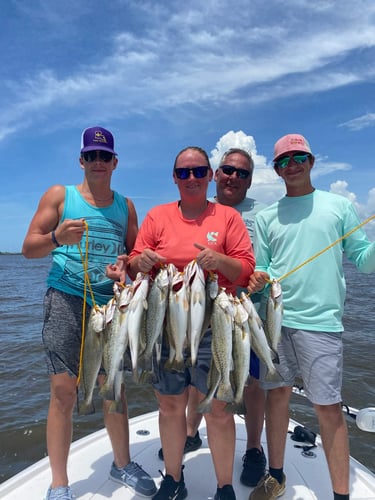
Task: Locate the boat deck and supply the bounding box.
[0,411,374,499]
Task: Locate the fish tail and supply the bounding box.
[78,400,96,416]
[108,399,124,414]
[216,383,234,403]
[132,367,140,383]
[196,398,213,414]
[265,368,282,383]
[164,357,185,372]
[225,401,245,414]
[99,383,116,402]
[271,349,280,364]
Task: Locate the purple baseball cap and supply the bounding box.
[80,126,117,154]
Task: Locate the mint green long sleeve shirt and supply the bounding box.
[254,190,375,332]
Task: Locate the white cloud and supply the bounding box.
[209,130,284,205]
[339,113,375,131]
[311,156,352,178]
[330,180,375,240]
[1,1,375,141]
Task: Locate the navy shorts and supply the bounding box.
[250,349,260,379]
[152,330,212,396]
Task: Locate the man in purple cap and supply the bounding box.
[22,126,156,500]
[247,133,375,500]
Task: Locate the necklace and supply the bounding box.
[81,191,114,202]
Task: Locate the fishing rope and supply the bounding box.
[269,214,375,284]
[76,221,98,386]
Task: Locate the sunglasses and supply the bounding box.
[174,166,210,180]
[275,153,310,169]
[219,165,250,179]
[82,150,114,163]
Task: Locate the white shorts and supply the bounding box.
[259,327,343,405]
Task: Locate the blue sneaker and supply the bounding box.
[109,461,157,497]
[45,485,73,500]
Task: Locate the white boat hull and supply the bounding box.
[0,411,374,499]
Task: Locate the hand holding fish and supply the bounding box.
[135,248,167,273]
[247,271,270,294]
[194,243,220,271]
[194,242,243,282]
[106,254,128,283]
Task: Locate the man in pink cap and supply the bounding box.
[247,133,375,500]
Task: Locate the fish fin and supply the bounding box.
[78,400,96,416]
[225,401,245,414]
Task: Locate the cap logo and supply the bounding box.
[289,138,306,146]
[93,130,108,144]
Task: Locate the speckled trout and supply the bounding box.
[211,289,234,402]
[143,266,169,364]
[185,260,206,367]
[78,305,106,415]
[240,291,278,375]
[127,272,149,382]
[165,264,189,372]
[265,279,283,354]
[227,297,251,413]
[99,284,132,405]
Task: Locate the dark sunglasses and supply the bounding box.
[174,166,210,180]
[275,153,310,169]
[82,150,114,163]
[219,165,251,179]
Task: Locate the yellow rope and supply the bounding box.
[272,214,375,284]
[76,221,98,386]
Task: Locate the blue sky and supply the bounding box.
[1,0,375,252]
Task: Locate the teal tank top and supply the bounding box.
[47,185,128,306]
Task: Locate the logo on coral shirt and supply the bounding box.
[206,231,219,244]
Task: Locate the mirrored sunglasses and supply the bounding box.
[219,165,250,179]
[174,166,209,180]
[82,150,114,163]
[275,153,310,169]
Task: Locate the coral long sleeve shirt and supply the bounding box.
[129,201,255,295]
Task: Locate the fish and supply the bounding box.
[186,260,206,367]
[196,359,221,414]
[165,265,189,372]
[99,284,132,405]
[143,266,169,363]
[78,305,106,415]
[127,272,149,382]
[210,288,234,403]
[226,297,251,413]
[240,291,279,376]
[265,279,283,355]
[200,271,219,337]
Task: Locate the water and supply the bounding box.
[0,254,374,483]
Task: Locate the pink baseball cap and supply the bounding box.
[273,134,312,161]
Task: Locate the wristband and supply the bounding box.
[51,230,62,247]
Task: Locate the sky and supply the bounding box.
[1,0,375,252]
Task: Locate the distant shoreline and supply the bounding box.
[0,252,22,255]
